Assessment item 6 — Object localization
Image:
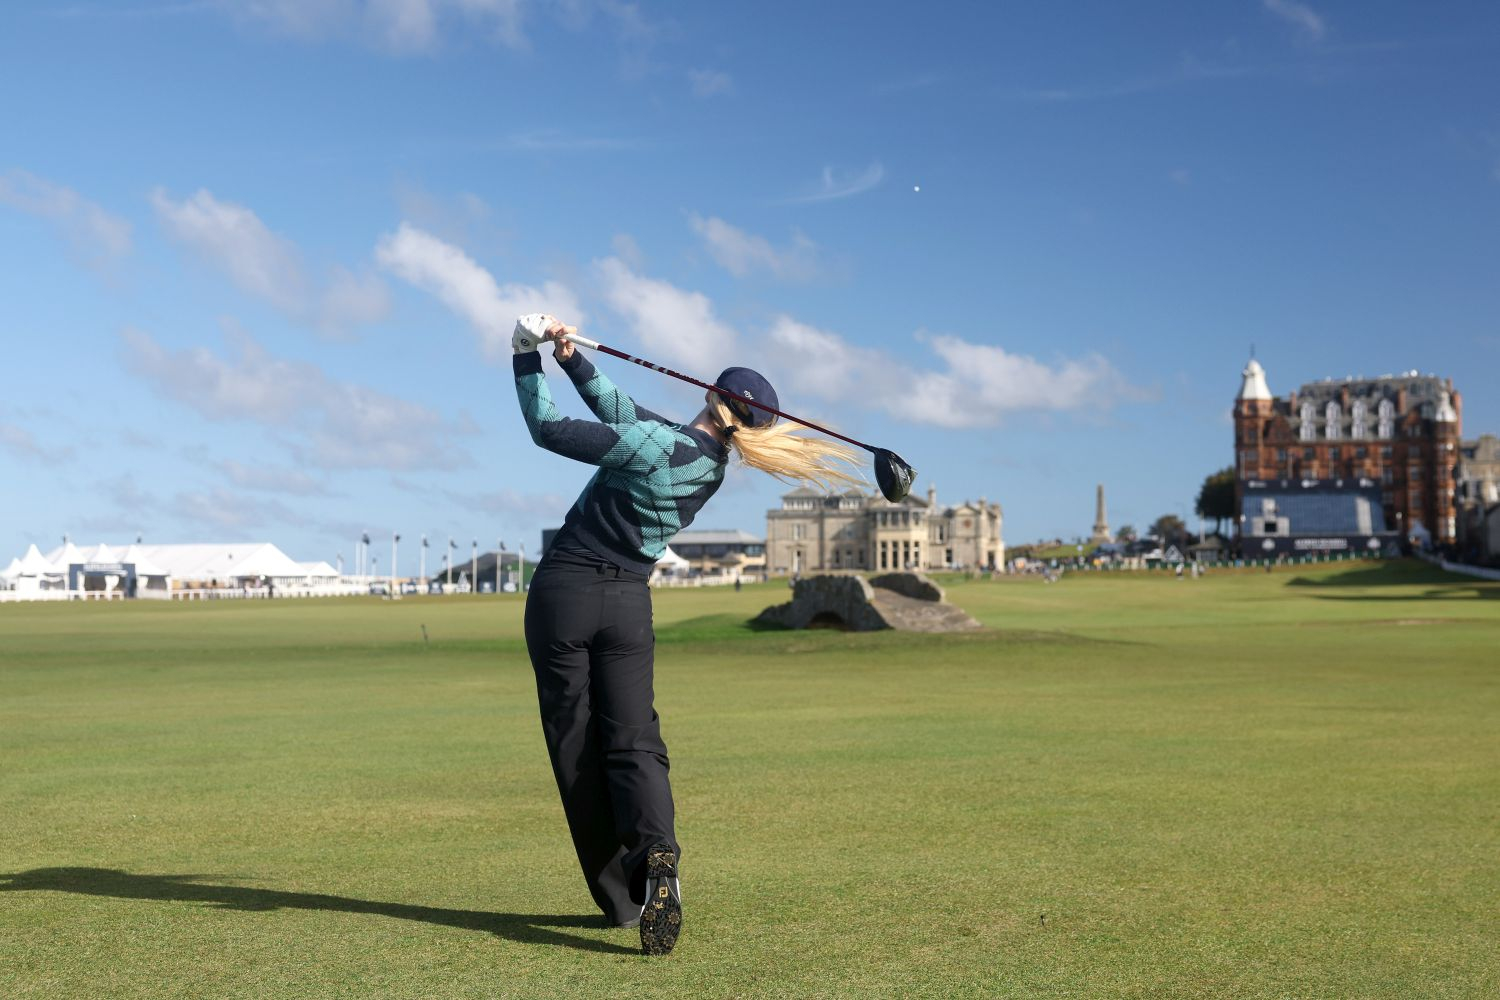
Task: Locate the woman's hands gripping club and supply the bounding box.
[512,313,579,361]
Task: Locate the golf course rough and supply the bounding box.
[2,559,1497,998]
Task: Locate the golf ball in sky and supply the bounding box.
[913,185,921,192]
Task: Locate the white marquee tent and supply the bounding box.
[1,541,358,601]
[41,542,310,584]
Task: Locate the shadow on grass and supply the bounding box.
[0,867,636,956]
[1285,561,1499,600]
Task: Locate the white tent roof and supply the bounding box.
[0,557,21,580]
[656,546,690,569]
[296,561,340,578]
[50,541,85,572]
[40,542,310,581]
[116,544,171,577]
[16,544,58,576]
[90,543,118,565]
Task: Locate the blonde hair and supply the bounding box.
[708,396,865,493]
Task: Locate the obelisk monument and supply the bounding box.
[1090,484,1111,543]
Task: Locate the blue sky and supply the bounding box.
[2,0,1497,571]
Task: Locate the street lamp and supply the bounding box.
[392,532,400,596]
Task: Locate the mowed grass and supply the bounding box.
[2,560,1497,998]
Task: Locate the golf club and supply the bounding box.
[559,331,917,502]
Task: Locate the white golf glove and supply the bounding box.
[513,313,552,354]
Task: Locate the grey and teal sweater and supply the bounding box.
[514,350,728,575]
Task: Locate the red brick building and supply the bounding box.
[1233,358,1461,546]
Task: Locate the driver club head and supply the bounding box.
[874,448,917,503]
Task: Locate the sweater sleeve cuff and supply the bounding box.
[559,350,595,381]
[512,351,544,376]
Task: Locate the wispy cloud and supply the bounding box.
[442,487,571,516]
[169,487,306,531]
[783,162,885,204]
[375,222,584,360]
[121,322,470,470]
[1,421,75,466]
[767,316,1152,428]
[218,459,332,497]
[594,257,738,372]
[687,213,819,281]
[1263,0,1327,43]
[189,0,663,61]
[0,168,131,269]
[46,1,217,18]
[220,0,526,55]
[688,68,733,98]
[151,187,389,335]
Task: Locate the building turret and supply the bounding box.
[1238,358,1271,402]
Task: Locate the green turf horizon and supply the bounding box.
[2,559,1497,998]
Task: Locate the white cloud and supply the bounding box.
[688,213,818,281]
[0,168,132,267]
[594,257,738,372]
[375,222,584,360]
[767,316,1149,428]
[688,68,733,98]
[1262,0,1326,42]
[151,187,389,334]
[227,0,525,53]
[783,162,885,204]
[121,323,469,470]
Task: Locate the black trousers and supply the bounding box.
[523,545,677,923]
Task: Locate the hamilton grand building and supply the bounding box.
[765,485,1003,576]
[1233,357,1461,552]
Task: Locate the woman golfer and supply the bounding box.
[511,313,858,955]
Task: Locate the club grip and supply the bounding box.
[560,331,601,351]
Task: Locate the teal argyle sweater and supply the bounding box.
[514,349,727,574]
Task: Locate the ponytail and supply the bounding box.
[708,398,864,493]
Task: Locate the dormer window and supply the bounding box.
[1350,399,1367,439]
[1324,401,1341,440]
[1299,401,1316,442]
[1377,399,1394,439]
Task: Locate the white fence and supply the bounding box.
[0,584,372,603]
[1419,554,1500,582]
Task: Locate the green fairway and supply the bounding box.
[2,560,1497,998]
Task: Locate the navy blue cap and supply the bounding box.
[715,367,779,428]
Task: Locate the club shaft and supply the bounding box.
[561,333,876,454]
